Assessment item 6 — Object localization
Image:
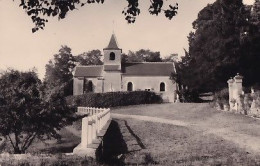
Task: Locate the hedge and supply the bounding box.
[66,91,163,108]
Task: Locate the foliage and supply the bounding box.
[15,0,178,32]
[213,88,229,109]
[176,89,200,103]
[122,49,162,63]
[44,45,76,96]
[0,153,99,166]
[75,49,103,66]
[66,91,162,107]
[0,70,75,154]
[162,53,179,62]
[178,0,260,92]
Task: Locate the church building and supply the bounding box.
[73,34,177,102]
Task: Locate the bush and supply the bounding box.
[66,91,163,108]
[213,88,229,109]
[177,89,201,103]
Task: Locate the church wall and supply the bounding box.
[122,76,176,102]
[103,71,122,92]
[84,78,103,93]
[73,77,103,95]
[73,77,84,95]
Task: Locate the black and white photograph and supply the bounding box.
[0,0,260,165]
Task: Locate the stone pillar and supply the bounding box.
[81,117,89,147]
[87,117,92,144]
[227,77,234,106]
[233,73,243,101]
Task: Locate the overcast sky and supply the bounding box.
[0,0,255,79]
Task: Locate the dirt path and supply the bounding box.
[112,113,260,154]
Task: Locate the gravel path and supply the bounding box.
[112,113,260,154]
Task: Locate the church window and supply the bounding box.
[110,52,115,60]
[127,82,133,91]
[84,80,93,93]
[160,82,165,92]
[88,81,93,92]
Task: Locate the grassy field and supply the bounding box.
[112,103,260,165]
[1,103,260,165]
[112,103,260,138]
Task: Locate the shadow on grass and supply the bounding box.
[97,120,128,165]
[123,120,146,150]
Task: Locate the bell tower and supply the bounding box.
[102,34,122,92]
[103,34,122,71]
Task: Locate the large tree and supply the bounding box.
[44,45,76,96]
[0,70,75,154]
[15,0,178,32]
[177,0,258,92]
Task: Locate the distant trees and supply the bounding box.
[14,0,178,32]
[75,49,103,66]
[122,49,177,63]
[0,70,74,154]
[177,0,260,92]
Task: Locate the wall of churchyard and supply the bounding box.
[122,76,176,102]
[217,73,260,117]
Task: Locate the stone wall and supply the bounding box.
[222,73,260,117]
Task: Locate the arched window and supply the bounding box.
[110,52,115,60]
[127,82,133,91]
[160,82,165,92]
[84,80,93,93]
[88,81,93,92]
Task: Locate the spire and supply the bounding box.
[105,33,120,49]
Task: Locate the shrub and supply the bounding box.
[213,88,229,109]
[177,89,201,103]
[66,91,162,107]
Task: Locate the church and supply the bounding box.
[73,34,177,102]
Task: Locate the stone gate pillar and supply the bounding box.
[233,73,243,101]
[227,77,234,105]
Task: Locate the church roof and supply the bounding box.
[122,62,175,76]
[74,62,175,77]
[74,65,103,77]
[104,34,120,50]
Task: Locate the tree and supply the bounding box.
[178,0,254,92]
[123,49,162,62]
[240,0,260,87]
[162,53,178,62]
[0,70,75,154]
[44,45,76,96]
[15,0,178,32]
[75,49,103,65]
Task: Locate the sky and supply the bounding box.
[0,0,255,79]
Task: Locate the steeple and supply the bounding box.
[105,33,120,50]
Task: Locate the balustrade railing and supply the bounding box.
[74,107,111,150]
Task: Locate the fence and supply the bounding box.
[73,107,111,155]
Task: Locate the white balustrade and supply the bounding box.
[75,107,111,148]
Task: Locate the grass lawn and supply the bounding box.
[112,103,260,138]
[112,103,260,165]
[116,118,260,166]
[1,103,260,165]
